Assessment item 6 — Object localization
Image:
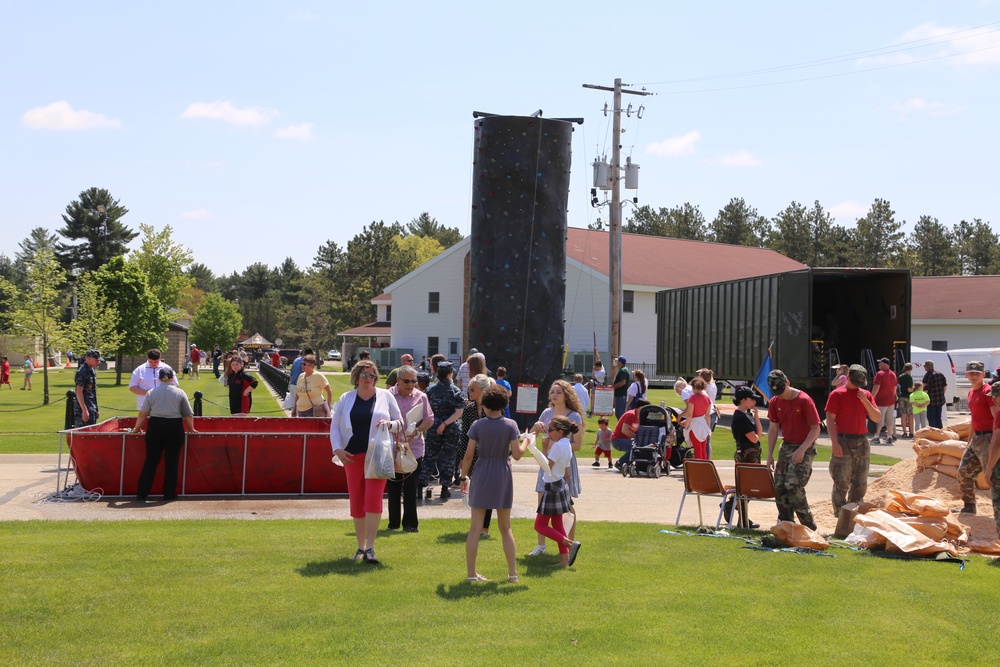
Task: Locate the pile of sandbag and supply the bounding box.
[846,490,967,557]
[911,422,988,489]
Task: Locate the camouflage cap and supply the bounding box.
[966,360,985,373]
[848,364,868,385]
[992,383,1000,398]
[767,369,788,394]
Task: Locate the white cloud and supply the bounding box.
[180,101,277,127]
[275,122,315,141]
[859,22,1000,68]
[181,209,213,219]
[719,150,761,167]
[829,200,869,220]
[892,97,963,118]
[21,100,122,131]
[645,130,700,156]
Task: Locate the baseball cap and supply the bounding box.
[158,367,175,380]
[966,360,985,373]
[848,364,868,385]
[617,356,627,363]
[877,357,890,365]
[733,386,757,404]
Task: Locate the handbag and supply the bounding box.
[394,429,418,474]
[282,382,297,409]
[365,422,397,479]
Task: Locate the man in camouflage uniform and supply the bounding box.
[956,361,998,514]
[825,364,881,516]
[422,361,465,500]
[74,350,102,428]
[982,383,1000,533]
[765,370,822,530]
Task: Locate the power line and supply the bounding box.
[637,20,1000,88]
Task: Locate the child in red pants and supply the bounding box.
[592,417,613,467]
[534,416,582,567]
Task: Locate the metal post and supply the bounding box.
[193,391,203,417]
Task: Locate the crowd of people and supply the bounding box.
[61,339,1000,579]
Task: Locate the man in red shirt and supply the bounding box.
[611,398,649,471]
[981,383,1000,533]
[765,369,822,530]
[956,361,998,514]
[189,344,201,380]
[871,357,898,445]
[825,364,881,516]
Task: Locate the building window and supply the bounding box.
[931,341,947,351]
[449,340,459,356]
[428,292,439,313]
[623,290,634,313]
[428,337,439,356]
[385,305,391,323]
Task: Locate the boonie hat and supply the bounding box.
[966,360,985,373]
[733,386,757,404]
[849,364,868,385]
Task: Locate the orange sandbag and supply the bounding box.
[939,454,963,468]
[968,539,1000,555]
[886,490,950,518]
[885,539,959,558]
[951,420,971,438]
[915,427,960,442]
[929,464,959,479]
[855,510,939,553]
[771,521,829,550]
[885,514,948,541]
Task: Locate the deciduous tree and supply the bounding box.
[128,224,194,313]
[67,273,123,362]
[190,292,242,352]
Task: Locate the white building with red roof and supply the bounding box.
[377,227,807,366]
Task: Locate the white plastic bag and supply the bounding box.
[365,422,396,479]
[282,383,296,410]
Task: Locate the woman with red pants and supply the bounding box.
[681,377,713,459]
[330,359,404,564]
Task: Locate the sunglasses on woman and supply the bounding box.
[359,372,377,379]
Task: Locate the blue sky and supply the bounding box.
[3,1,999,276]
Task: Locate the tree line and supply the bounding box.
[594,197,1000,275]
[0,187,461,399]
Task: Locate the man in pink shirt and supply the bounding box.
[871,357,898,444]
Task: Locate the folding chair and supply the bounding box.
[674,459,736,529]
[727,464,777,530]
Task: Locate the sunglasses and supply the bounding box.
[359,373,377,379]
[399,378,417,384]
[547,426,562,432]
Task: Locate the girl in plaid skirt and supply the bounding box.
[534,416,582,567]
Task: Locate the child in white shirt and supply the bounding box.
[534,416,582,567]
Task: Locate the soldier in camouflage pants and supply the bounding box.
[829,434,870,516]
[773,442,817,529]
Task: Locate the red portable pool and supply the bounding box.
[64,417,347,497]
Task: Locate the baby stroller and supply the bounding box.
[664,406,693,470]
[622,404,673,478]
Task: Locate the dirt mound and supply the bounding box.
[862,460,999,541]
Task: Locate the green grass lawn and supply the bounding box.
[1,519,995,666]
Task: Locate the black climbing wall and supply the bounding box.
[469,115,573,420]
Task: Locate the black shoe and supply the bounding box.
[614,461,623,470]
[960,503,977,515]
[567,541,582,567]
[440,487,452,500]
[403,526,418,533]
[363,548,379,564]
[425,488,432,500]
[386,524,399,530]
[134,495,146,503]
[745,520,761,530]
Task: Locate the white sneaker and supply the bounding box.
[527,545,546,557]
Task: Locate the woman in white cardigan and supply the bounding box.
[330,359,404,564]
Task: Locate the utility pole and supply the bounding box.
[582,78,651,365]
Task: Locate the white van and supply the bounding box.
[947,347,1000,380]
[910,346,958,406]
